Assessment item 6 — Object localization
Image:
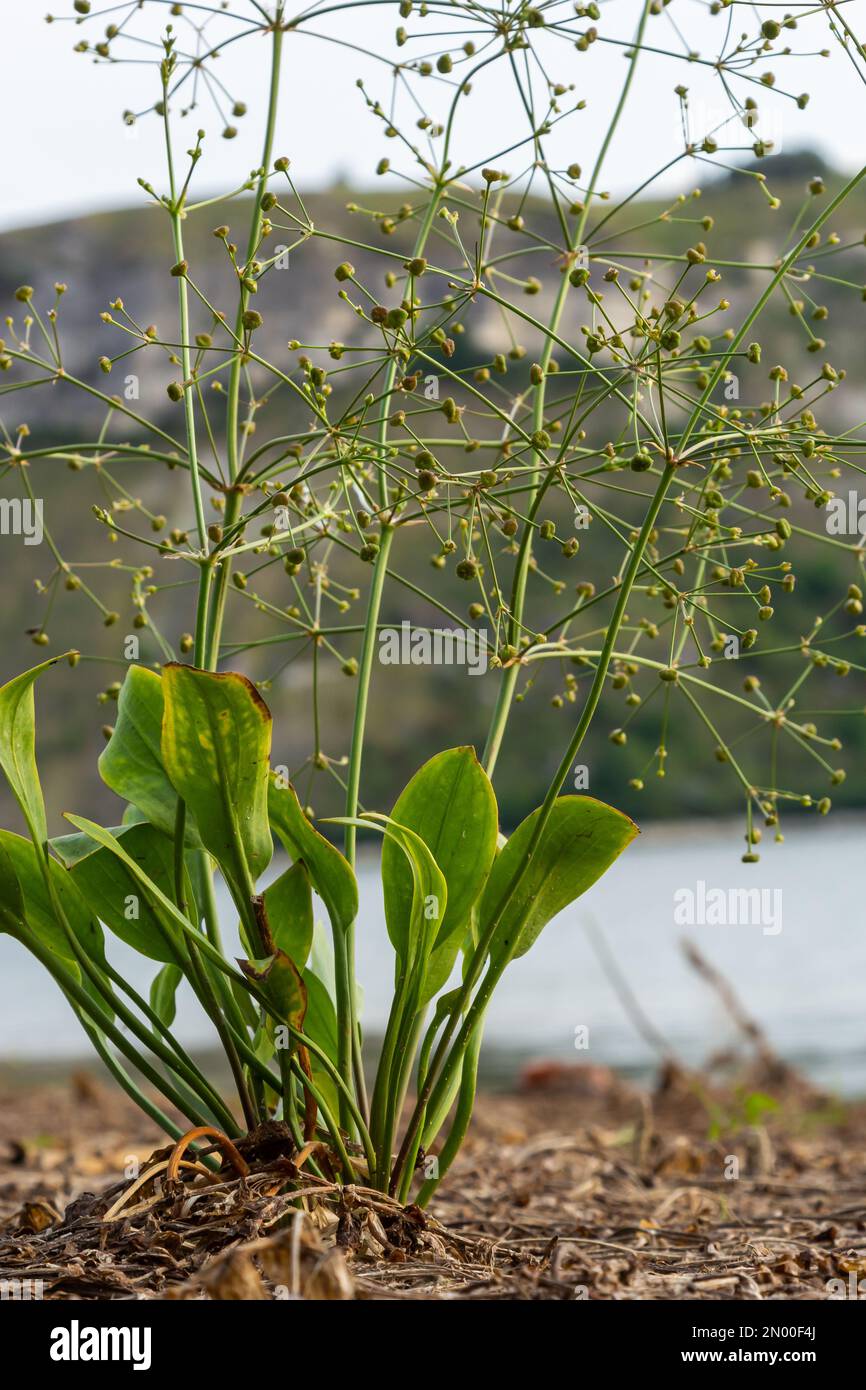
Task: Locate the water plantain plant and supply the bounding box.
[3,1,866,1200]
[0,653,635,1200]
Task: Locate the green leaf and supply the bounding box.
[0,836,26,935]
[303,967,338,1062]
[0,829,106,968]
[62,814,207,971]
[336,812,447,984]
[381,747,497,1003]
[302,967,340,1119]
[161,665,273,899]
[239,949,307,1039]
[98,666,199,843]
[268,777,357,934]
[0,655,68,844]
[62,822,188,965]
[481,796,638,965]
[262,860,314,969]
[51,827,125,868]
[150,963,183,1027]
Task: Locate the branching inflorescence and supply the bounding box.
[0,0,864,1199]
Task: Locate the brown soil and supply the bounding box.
[1,1062,865,1301]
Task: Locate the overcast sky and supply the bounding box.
[3,0,866,231]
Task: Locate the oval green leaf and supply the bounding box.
[481,795,638,965]
[380,747,498,1001]
[99,666,200,843]
[161,664,273,895]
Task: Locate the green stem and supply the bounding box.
[414,1020,482,1208]
[22,931,210,1131]
[101,958,240,1137]
[368,954,411,1184]
[290,1058,356,1182]
[391,459,678,1194]
[482,0,654,777]
[341,182,447,1121]
[204,13,285,672]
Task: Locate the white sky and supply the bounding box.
[3,1,866,231]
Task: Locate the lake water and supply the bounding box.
[1,816,864,1094]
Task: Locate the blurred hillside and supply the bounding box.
[0,150,864,835]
